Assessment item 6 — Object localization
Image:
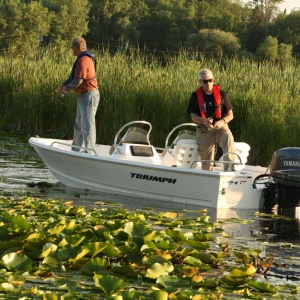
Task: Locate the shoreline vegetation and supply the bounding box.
[0,47,299,166]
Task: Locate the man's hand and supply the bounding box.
[61,86,68,94]
[204,117,213,128]
[48,85,68,96]
[213,119,225,130]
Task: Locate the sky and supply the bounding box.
[278,0,299,13]
[241,0,299,14]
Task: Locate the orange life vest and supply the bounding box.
[196,85,222,118]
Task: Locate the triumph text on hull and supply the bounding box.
[29,121,300,210]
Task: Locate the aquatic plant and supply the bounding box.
[0,48,299,166]
[0,197,298,299]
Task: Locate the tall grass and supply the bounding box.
[0,47,299,166]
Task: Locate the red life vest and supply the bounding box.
[196,85,222,118]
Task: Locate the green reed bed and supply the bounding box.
[0,48,299,166]
[224,58,300,165]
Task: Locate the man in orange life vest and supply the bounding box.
[55,37,99,154]
[187,69,235,171]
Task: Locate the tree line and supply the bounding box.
[1,0,300,60]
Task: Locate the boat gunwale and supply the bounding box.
[29,137,252,179]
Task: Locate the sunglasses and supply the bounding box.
[201,79,213,84]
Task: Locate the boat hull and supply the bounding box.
[29,137,265,209]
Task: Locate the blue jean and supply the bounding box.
[72,89,100,153]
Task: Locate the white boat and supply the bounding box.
[29,121,273,209]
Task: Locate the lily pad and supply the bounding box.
[94,274,127,295]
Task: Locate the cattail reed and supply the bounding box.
[0,48,299,166]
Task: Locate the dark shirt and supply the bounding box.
[187,88,233,121]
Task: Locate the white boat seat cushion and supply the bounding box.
[214,142,250,171]
[234,142,250,165]
[173,139,199,168]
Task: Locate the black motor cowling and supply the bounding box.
[270,147,300,187]
[269,147,300,208]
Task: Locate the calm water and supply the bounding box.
[1,133,300,284]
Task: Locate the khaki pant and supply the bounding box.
[196,124,235,171]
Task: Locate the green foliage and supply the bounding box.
[94,274,127,295]
[44,0,91,49]
[88,0,147,43]
[0,0,52,55]
[240,0,285,53]
[268,10,300,56]
[277,42,293,61]
[0,0,90,55]
[223,57,300,165]
[185,29,241,57]
[0,196,296,298]
[1,252,33,272]
[196,0,250,33]
[0,48,300,166]
[0,0,299,56]
[256,35,279,59]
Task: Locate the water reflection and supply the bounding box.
[258,208,300,242]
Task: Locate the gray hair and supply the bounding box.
[71,37,87,51]
[198,69,214,80]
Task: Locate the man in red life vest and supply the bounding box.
[187,69,235,171]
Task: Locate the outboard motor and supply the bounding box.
[269,147,300,208]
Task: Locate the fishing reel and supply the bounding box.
[199,124,214,133]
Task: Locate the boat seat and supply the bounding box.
[121,127,150,145]
[161,130,199,167]
[214,142,250,171]
[233,142,250,170]
[234,142,250,164]
[109,127,151,155]
[175,130,197,141]
[172,139,200,168]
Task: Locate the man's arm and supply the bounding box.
[62,77,83,93]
